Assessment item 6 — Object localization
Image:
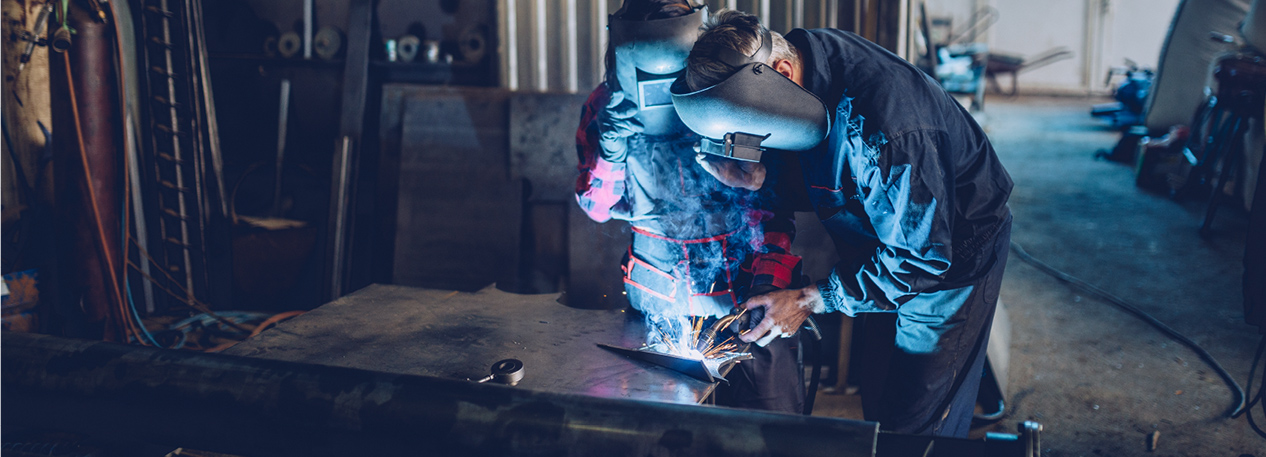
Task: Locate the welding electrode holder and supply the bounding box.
[697,132,769,163]
[724,274,822,343]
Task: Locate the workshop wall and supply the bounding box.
[1,0,54,273]
[380,84,611,302]
[497,0,850,93]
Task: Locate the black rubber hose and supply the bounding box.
[1009,241,1247,418]
[1242,334,1265,438]
[803,328,822,415]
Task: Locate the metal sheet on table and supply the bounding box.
[224,284,719,404]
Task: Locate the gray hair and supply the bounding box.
[684,9,800,91]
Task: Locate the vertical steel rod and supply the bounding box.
[303,0,313,59]
[190,0,227,218]
[594,0,607,86]
[329,136,352,299]
[566,0,579,92]
[535,0,548,91]
[272,79,291,218]
[124,113,157,313]
[502,0,519,90]
[793,0,804,29]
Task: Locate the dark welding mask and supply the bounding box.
[670,28,830,161]
[608,3,707,136]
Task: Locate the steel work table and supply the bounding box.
[225,283,722,404]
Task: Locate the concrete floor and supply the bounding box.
[809,95,1264,456]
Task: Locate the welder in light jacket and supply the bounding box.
[574,0,805,413]
[670,10,1013,436]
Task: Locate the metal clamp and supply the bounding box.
[698,132,770,163]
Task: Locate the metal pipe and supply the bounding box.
[534,0,548,91]
[125,113,157,313]
[328,135,352,299]
[189,0,229,219]
[793,0,804,29]
[327,0,373,301]
[303,0,313,59]
[2,332,878,457]
[565,0,578,92]
[501,0,519,90]
[592,0,606,87]
[272,79,291,218]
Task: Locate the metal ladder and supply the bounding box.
[136,0,214,310]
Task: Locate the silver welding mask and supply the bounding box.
[608,4,706,136]
[670,28,830,161]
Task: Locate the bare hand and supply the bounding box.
[740,286,825,346]
[695,154,766,191]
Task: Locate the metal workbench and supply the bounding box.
[2,284,1039,457]
[224,283,722,404]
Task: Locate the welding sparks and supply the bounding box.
[645,312,745,361]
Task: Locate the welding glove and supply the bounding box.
[739,285,826,347]
[695,154,766,191]
[597,91,644,163]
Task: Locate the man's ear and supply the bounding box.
[773,59,796,80]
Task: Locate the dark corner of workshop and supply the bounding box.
[1,0,1265,455]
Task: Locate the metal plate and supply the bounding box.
[225,284,724,404]
[390,90,522,291]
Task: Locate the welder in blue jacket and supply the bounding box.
[671,10,1013,437]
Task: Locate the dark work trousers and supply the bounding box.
[856,222,1011,437]
[715,336,806,414]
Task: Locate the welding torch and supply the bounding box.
[694,308,746,353]
[694,306,822,353]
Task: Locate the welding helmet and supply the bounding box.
[670,28,830,161]
[608,2,707,136]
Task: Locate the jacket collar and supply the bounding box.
[784,28,833,103]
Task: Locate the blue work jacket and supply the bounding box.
[783,28,1013,353]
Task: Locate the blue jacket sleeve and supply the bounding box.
[817,128,956,316]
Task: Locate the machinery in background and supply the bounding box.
[1128,30,1265,238]
[1180,33,1264,236]
[1091,61,1156,165]
[1091,61,1156,129]
[916,3,994,111]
